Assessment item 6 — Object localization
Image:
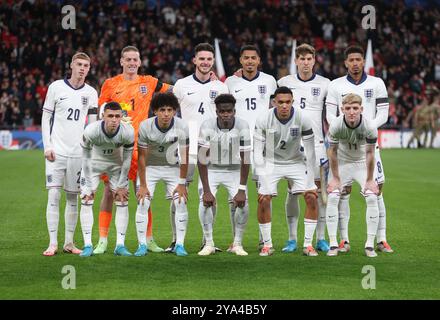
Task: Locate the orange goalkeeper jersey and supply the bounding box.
[99,74,170,180]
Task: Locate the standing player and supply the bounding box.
[172,43,228,253]
[95,46,171,254]
[254,87,318,256]
[197,94,251,256]
[41,52,98,256]
[278,43,331,253]
[78,102,134,257]
[325,93,380,258]
[135,93,190,257]
[225,44,277,248]
[326,45,393,253]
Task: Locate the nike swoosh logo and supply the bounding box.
[116,91,123,94]
[187,92,195,95]
[235,89,243,93]
[342,93,348,97]
[328,215,336,218]
[60,97,67,100]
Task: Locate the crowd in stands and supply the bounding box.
[0,0,439,130]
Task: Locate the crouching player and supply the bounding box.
[134,92,190,257]
[325,93,380,258]
[254,87,318,257]
[197,94,251,256]
[79,102,135,257]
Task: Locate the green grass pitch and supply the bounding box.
[0,149,439,299]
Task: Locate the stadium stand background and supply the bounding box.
[0,0,439,131]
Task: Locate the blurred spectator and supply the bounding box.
[0,0,438,130]
[22,108,34,129]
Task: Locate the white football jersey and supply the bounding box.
[173,74,228,154]
[138,116,189,167]
[225,72,277,136]
[326,73,389,126]
[198,116,251,171]
[43,79,98,157]
[81,120,134,165]
[328,115,377,163]
[277,73,330,143]
[254,107,314,165]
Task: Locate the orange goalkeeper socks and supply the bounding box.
[99,211,112,238]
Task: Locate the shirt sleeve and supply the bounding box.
[328,121,339,145]
[239,121,252,152]
[80,127,94,150]
[253,115,266,142]
[42,83,56,114]
[301,113,314,141]
[198,120,211,149]
[137,121,149,149]
[325,81,339,124]
[366,124,378,145]
[123,126,135,150]
[179,119,190,148]
[172,80,183,102]
[87,89,99,115]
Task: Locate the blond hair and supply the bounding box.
[295,43,315,58]
[342,93,362,106]
[71,52,91,63]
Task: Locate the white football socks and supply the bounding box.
[135,198,150,245]
[259,222,272,247]
[198,202,214,246]
[115,202,129,246]
[233,203,249,246]
[304,218,317,247]
[365,195,379,248]
[326,192,340,248]
[338,194,351,242]
[285,193,300,241]
[174,198,188,246]
[64,192,78,246]
[46,188,61,246]
[80,201,94,247]
[377,194,387,243]
[316,193,327,241]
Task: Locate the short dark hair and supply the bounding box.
[104,101,122,111]
[150,92,180,112]
[194,43,215,56]
[214,94,236,107]
[344,45,364,59]
[273,86,293,98]
[240,44,260,57]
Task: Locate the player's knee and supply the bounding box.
[364,193,378,206]
[342,185,352,195]
[304,191,318,208]
[81,198,94,206]
[172,197,187,211]
[377,183,383,195]
[48,188,62,202]
[103,184,114,199]
[327,191,340,205]
[258,194,271,205]
[65,192,77,202]
[114,200,128,207]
